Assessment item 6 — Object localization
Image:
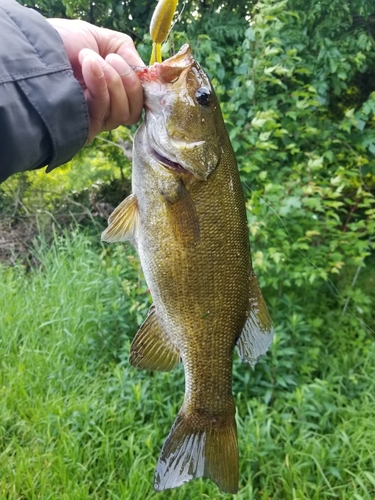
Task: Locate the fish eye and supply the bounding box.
[195,86,212,107]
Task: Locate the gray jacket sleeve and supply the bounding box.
[0,0,89,183]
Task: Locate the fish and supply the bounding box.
[101,44,274,494]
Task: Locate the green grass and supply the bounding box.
[0,231,374,499]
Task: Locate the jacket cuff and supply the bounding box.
[17,69,89,171]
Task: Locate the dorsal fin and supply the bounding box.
[236,271,274,367]
[101,194,139,243]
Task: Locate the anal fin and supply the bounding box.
[101,193,139,243]
[236,271,274,367]
[130,305,180,371]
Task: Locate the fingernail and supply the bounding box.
[106,54,131,77]
[79,48,92,63]
[90,58,104,78]
[79,49,105,78]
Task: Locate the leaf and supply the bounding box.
[279,196,302,216]
[307,156,324,169]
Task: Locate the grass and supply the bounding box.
[0,230,374,499]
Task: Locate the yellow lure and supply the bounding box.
[149,0,179,64]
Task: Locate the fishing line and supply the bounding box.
[167,0,187,43]
[242,180,375,335]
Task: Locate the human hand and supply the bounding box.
[47,19,145,141]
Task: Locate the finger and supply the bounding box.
[79,49,110,139]
[112,35,146,68]
[105,53,144,125]
[89,26,146,67]
[97,56,134,131]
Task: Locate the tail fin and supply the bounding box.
[154,411,238,493]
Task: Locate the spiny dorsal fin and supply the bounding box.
[130,305,180,371]
[101,194,139,243]
[236,271,274,367]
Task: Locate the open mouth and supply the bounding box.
[152,148,188,173]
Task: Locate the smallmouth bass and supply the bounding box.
[102,44,274,494]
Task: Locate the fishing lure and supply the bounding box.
[149,0,179,64]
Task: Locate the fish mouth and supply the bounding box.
[151,148,188,173]
[133,44,194,84]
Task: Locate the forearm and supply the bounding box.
[0,0,89,183]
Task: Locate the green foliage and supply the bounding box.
[211,0,375,305]
[2,0,375,497]
[18,0,255,42]
[0,233,375,498]
[19,0,154,39]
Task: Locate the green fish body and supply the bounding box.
[102,44,274,494]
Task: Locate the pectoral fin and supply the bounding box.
[130,305,180,371]
[166,186,200,245]
[236,272,274,367]
[101,194,139,243]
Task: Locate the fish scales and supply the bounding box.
[102,44,274,494]
[134,124,250,412]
